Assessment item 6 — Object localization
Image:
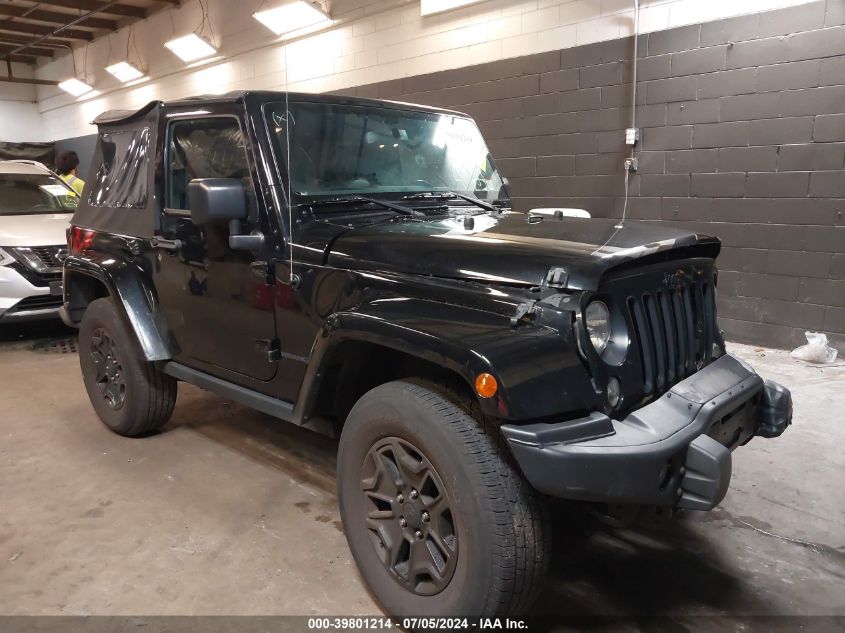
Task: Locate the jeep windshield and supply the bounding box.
[0,173,78,215]
[265,101,509,208]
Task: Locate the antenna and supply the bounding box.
[283,42,296,286]
[592,0,639,256]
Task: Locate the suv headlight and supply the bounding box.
[0,247,15,267]
[584,300,611,354]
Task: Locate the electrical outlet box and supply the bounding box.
[624,157,638,172]
[625,127,639,146]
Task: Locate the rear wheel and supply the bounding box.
[79,297,176,436]
[337,379,550,618]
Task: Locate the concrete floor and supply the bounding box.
[0,321,843,624]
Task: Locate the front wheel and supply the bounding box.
[337,380,550,618]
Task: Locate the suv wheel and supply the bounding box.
[79,297,177,437]
[337,379,550,618]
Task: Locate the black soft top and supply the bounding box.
[92,90,470,128]
[73,100,160,237]
[77,91,470,237]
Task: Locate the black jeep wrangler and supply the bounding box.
[61,91,791,618]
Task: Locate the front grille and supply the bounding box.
[9,262,61,287]
[627,279,717,398]
[30,246,65,270]
[8,294,63,313]
[8,245,65,287]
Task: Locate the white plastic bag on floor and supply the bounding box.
[790,331,838,364]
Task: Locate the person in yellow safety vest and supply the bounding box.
[56,151,85,196]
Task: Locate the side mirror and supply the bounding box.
[188,178,265,254]
[188,178,247,226]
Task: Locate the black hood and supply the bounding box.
[326,213,720,291]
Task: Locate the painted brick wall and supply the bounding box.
[0,63,44,142]
[34,0,821,139]
[342,0,845,352]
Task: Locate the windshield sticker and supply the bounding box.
[273,111,295,127]
[40,184,71,197]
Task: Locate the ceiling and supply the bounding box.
[0,0,177,65]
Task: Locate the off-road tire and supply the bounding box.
[337,379,550,618]
[79,297,176,437]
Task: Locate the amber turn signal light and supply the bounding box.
[475,373,498,398]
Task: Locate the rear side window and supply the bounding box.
[166,118,251,211]
[88,128,150,208]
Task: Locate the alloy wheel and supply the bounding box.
[90,328,126,410]
[360,437,458,595]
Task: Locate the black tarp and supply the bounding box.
[0,141,54,164]
[54,134,96,182]
[72,101,161,237]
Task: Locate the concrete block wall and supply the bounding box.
[343,0,845,352]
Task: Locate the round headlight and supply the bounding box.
[584,301,611,354]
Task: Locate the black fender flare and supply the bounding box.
[64,254,176,361]
[293,301,513,422]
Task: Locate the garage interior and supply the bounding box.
[1,0,844,628]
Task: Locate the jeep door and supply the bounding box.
[154,111,277,382]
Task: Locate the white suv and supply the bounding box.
[0,160,78,322]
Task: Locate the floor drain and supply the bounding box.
[31,337,78,354]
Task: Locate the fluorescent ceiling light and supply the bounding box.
[106,61,145,83]
[253,1,331,36]
[421,0,486,16]
[164,33,217,62]
[58,78,94,97]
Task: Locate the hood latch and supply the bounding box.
[545,266,568,289]
[511,301,540,328]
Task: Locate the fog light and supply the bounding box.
[607,377,621,408]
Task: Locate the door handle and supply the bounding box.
[250,260,274,284]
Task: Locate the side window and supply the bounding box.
[166,118,253,211]
[89,127,150,208]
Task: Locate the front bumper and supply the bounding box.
[0,266,63,322]
[501,354,792,510]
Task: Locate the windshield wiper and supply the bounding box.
[301,195,423,217]
[402,191,500,213]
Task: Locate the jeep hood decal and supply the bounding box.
[326,213,720,290]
